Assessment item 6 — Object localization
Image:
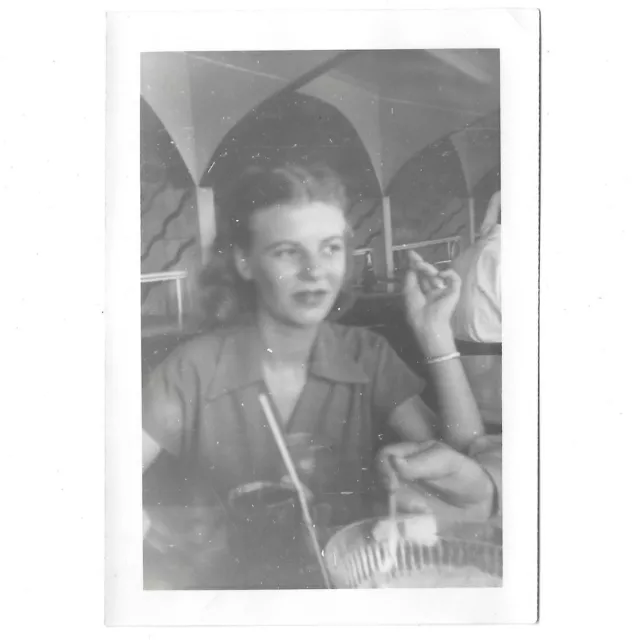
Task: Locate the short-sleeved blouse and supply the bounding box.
[143,319,425,513]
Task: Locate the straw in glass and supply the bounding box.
[258,393,332,589]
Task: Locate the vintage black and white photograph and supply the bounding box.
[140,48,503,591]
[16,2,640,636]
[106,8,539,625]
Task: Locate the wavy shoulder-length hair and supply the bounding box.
[198,163,357,330]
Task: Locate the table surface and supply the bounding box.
[144,513,503,591]
[144,523,334,590]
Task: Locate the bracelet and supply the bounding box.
[425,351,461,365]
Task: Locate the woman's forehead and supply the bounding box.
[250,201,347,244]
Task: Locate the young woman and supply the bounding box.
[142,163,485,540]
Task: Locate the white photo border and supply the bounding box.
[105,8,540,626]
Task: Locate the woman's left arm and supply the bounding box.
[405,252,485,452]
[388,395,439,443]
[415,326,485,451]
[369,331,439,444]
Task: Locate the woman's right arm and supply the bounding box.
[142,430,161,538]
[142,348,198,465]
[141,350,199,539]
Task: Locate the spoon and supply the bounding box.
[377,457,401,574]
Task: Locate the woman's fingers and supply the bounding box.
[408,251,447,290]
[408,251,441,278]
[395,486,493,522]
[408,251,439,280]
[378,441,443,487]
[377,442,424,487]
[393,483,469,517]
[404,269,421,296]
[404,270,428,317]
[398,447,494,509]
[404,270,420,313]
[393,442,462,483]
[381,441,428,458]
[408,265,435,293]
[438,268,462,293]
[393,485,436,513]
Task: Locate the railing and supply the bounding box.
[140,240,459,325]
[353,238,461,293]
[392,235,461,266]
[140,270,188,330]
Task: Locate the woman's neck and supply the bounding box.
[256,308,319,366]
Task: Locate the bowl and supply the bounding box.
[323,514,502,589]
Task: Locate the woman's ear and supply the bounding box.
[233,247,253,281]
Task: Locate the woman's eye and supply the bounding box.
[324,243,344,256]
[274,247,299,259]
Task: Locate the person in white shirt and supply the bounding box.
[452,191,501,343]
[451,191,502,427]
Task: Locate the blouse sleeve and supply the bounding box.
[142,346,200,458]
[371,333,427,421]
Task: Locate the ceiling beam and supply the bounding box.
[199,51,361,182]
[427,50,494,84]
[276,50,360,97]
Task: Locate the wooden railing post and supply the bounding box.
[196,187,216,265]
[382,196,394,293]
[468,196,476,245]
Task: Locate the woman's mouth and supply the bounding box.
[292,290,329,308]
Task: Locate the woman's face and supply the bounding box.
[237,200,348,328]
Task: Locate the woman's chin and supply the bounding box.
[261,298,337,328]
[281,305,331,327]
[292,311,329,327]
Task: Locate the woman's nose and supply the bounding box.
[300,255,322,279]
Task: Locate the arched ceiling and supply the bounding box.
[141,49,500,194]
[203,91,381,204]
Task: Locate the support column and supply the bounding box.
[196,187,216,264]
[382,196,394,293]
[175,277,184,330]
[468,196,476,245]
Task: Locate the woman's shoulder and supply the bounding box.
[157,325,245,371]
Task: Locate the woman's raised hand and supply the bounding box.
[404,250,462,340]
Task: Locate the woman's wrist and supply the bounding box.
[415,323,456,358]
